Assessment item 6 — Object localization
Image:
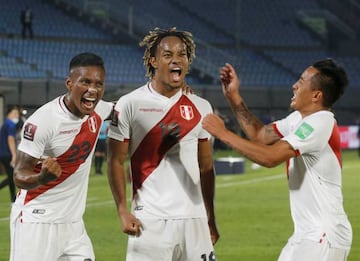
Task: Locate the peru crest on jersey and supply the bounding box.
[180,105,194,120]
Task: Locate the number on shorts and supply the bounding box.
[201,251,216,261]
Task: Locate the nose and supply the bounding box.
[171,55,182,64]
[88,86,97,93]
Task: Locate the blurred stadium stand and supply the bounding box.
[0,0,359,125]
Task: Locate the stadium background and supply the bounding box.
[0,0,359,129]
[0,0,359,260]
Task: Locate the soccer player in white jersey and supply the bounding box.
[10,52,113,261]
[107,27,219,261]
[202,59,352,260]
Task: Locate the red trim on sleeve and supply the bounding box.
[272,123,283,138]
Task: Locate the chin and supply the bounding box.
[168,83,182,90]
[80,107,94,117]
[289,100,295,108]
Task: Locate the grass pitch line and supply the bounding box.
[216,174,284,188]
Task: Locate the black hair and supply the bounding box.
[311,58,348,108]
[69,52,105,72]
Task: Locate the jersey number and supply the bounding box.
[67,141,91,162]
[201,251,216,261]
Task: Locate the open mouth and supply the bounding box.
[82,97,96,109]
[170,67,182,82]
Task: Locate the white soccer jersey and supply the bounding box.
[274,110,352,249]
[13,96,113,223]
[108,84,213,219]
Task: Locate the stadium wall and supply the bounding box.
[0,78,359,126]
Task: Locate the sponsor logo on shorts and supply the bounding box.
[134,205,143,211]
[32,209,46,214]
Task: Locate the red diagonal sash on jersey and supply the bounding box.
[131,95,201,194]
[24,113,102,204]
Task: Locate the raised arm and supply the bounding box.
[202,114,296,168]
[220,63,280,145]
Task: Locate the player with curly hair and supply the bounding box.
[107,27,219,260]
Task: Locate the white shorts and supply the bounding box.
[126,218,216,261]
[10,212,94,261]
[278,238,350,261]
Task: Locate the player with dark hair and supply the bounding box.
[107,27,219,260]
[10,52,113,261]
[203,59,352,261]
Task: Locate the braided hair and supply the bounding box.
[139,27,196,80]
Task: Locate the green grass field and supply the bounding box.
[0,150,359,260]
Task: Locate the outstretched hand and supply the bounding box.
[220,63,242,105]
[202,113,227,139]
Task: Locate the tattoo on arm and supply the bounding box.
[264,124,280,144]
[233,103,257,126]
[264,125,274,136]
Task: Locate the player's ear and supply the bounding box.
[312,90,322,101]
[150,57,158,69]
[65,77,72,92]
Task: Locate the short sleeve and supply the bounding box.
[282,112,335,155]
[18,112,52,159]
[108,96,131,142]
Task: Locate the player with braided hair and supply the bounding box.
[107,27,219,260]
[140,27,196,80]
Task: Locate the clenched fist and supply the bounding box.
[38,157,62,185]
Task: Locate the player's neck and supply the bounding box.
[149,81,181,98]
